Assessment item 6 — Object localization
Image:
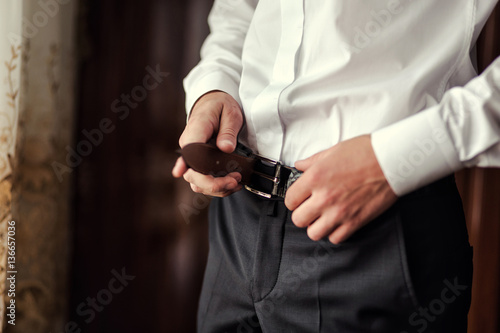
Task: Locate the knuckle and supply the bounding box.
[308,170,322,185]
[228,104,243,118]
[335,203,349,219]
[221,99,242,118]
[320,191,336,206]
[208,183,221,195]
[220,126,239,138]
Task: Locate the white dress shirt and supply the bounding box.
[184,0,500,196]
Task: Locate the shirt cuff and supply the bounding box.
[371,106,463,196]
[184,71,242,118]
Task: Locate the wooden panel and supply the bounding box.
[457,169,500,333]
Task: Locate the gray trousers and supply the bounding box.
[197,176,472,333]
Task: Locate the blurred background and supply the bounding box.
[0,0,498,332]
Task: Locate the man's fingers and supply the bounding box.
[190,183,202,193]
[305,206,343,241]
[327,224,355,245]
[173,91,245,196]
[172,157,188,178]
[290,194,323,228]
[183,169,242,196]
[294,150,327,171]
[179,114,217,148]
[284,174,314,211]
[217,103,243,153]
[178,91,243,153]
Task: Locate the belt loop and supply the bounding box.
[267,200,278,217]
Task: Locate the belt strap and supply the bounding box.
[178,143,302,198]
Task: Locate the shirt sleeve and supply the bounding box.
[372,55,500,196]
[183,0,257,116]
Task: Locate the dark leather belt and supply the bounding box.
[178,143,302,198]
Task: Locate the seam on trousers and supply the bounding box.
[254,204,288,302]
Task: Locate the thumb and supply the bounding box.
[217,104,243,153]
[294,150,327,171]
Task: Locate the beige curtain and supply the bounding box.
[0,0,78,332]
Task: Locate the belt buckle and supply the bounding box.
[244,154,283,199]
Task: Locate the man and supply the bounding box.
[173,1,500,332]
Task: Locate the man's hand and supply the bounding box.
[172,91,244,197]
[284,135,398,244]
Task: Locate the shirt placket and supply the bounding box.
[249,0,304,160]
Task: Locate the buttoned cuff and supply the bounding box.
[371,106,463,196]
[184,71,242,118]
